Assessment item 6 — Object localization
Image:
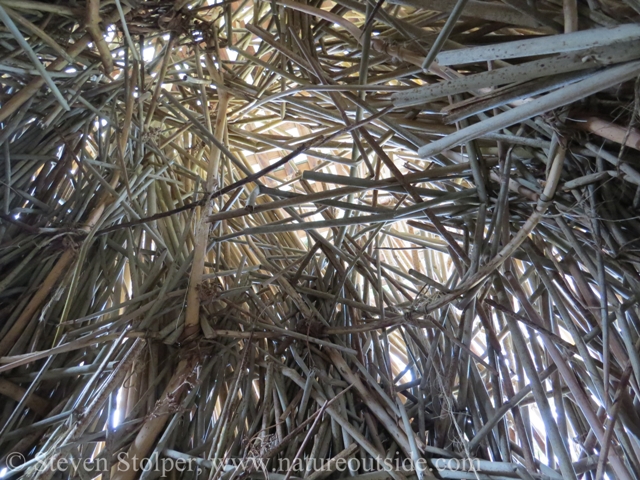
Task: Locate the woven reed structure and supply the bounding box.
[1,0,640,479]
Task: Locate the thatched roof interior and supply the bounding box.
[1,1,640,479]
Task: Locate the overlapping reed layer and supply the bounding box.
[1,1,640,479]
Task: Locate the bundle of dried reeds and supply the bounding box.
[1,0,640,479]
